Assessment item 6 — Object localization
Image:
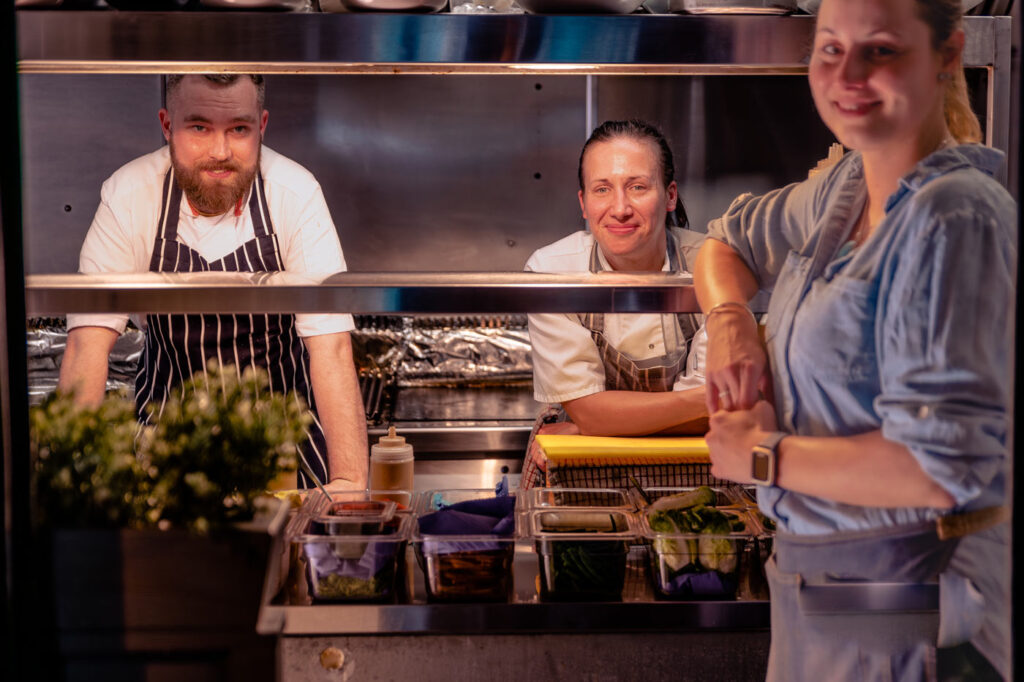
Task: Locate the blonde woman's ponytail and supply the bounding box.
[913,0,984,144]
[945,67,983,144]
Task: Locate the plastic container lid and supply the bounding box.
[371,426,414,462]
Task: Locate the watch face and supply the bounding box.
[752,449,771,483]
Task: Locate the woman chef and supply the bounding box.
[521,120,709,489]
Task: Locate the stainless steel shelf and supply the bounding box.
[25,272,705,314]
[15,13,1006,73]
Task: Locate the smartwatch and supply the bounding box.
[751,431,787,486]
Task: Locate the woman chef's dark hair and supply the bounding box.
[577,119,690,230]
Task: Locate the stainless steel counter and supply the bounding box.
[264,599,769,635]
[259,542,770,636]
[258,490,771,639]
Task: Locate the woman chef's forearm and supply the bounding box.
[563,387,708,436]
[305,332,369,487]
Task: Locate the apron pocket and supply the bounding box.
[766,555,940,682]
[937,571,985,648]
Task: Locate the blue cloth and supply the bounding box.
[661,570,737,599]
[707,144,1015,678]
[418,494,517,554]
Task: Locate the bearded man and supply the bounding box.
[58,74,368,492]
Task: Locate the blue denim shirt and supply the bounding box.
[708,145,1017,535]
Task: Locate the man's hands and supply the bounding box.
[324,477,369,494]
[57,326,120,406]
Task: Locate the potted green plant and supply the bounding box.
[30,362,311,680]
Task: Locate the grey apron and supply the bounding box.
[763,190,1006,681]
[520,230,698,489]
[766,515,1006,681]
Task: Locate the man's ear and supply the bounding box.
[158,109,172,142]
[578,189,587,221]
[260,110,269,139]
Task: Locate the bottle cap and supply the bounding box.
[371,426,414,462]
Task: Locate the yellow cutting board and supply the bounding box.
[535,434,710,467]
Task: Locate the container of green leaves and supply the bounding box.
[638,486,755,600]
[532,508,636,602]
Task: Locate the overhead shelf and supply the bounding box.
[24,271,706,315]
[16,13,1007,74]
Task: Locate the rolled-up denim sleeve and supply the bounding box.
[706,171,828,291]
[875,199,1016,507]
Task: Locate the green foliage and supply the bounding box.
[30,362,311,533]
[145,361,310,532]
[30,389,149,529]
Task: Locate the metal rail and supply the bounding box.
[24,272,706,314]
[15,14,1004,71]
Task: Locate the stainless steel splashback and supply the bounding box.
[20,73,849,275]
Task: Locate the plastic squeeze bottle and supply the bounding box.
[369,426,414,504]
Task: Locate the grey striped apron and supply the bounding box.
[136,167,329,488]
[520,230,698,489]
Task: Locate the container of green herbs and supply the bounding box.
[296,515,410,602]
[532,509,635,602]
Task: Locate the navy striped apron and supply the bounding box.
[136,167,329,488]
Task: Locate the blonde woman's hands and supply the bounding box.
[705,400,778,484]
[704,304,770,413]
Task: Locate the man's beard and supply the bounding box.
[170,138,259,216]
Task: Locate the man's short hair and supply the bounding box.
[164,74,266,112]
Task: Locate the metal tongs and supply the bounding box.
[299,456,333,504]
[628,475,653,506]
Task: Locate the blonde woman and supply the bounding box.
[695,0,1015,679]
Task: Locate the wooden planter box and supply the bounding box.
[47,504,288,682]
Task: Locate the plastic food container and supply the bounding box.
[532,508,636,602]
[310,489,416,515]
[311,498,398,535]
[295,514,410,602]
[641,500,754,600]
[529,486,635,512]
[637,485,746,510]
[736,485,759,507]
[414,489,518,603]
